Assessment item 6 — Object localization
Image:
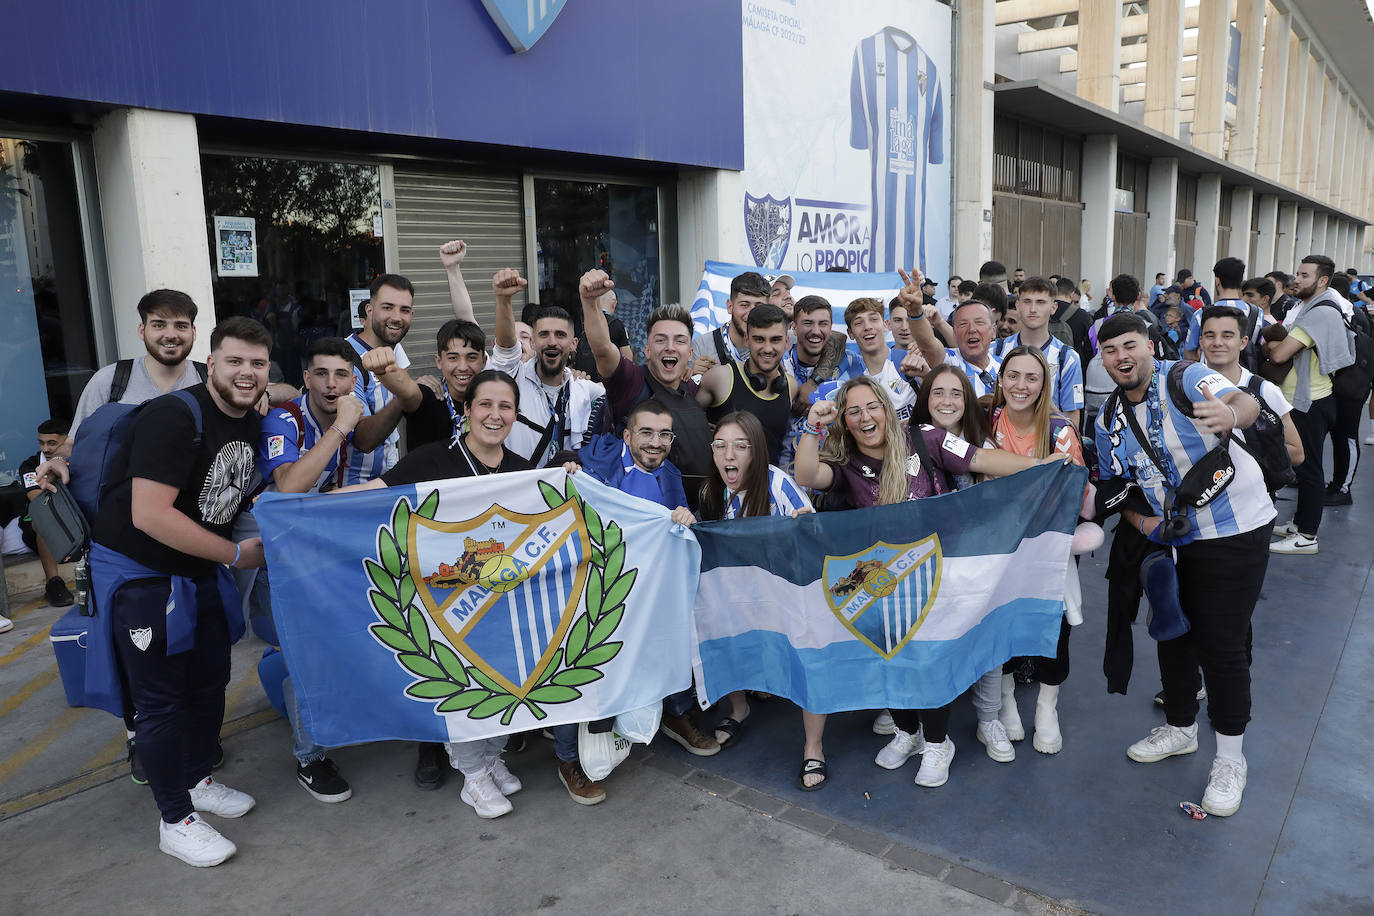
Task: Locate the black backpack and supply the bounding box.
[1307,300,1374,401]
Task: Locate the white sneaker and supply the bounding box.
[488,757,522,796]
[1201,756,1248,816]
[158,812,236,867]
[460,770,513,818]
[0,613,12,634]
[976,720,1015,762]
[1126,723,1199,763]
[874,727,924,769]
[188,777,255,818]
[1270,532,1318,555]
[1364,433,1374,446]
[872,710,896,735]
[1271,521,1297,538]
[914,738,955,788]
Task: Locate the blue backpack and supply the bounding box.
[68,388,205,526]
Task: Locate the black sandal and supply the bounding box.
[714,716,746,749]
[796,757,828,791]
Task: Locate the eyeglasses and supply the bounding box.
[844,402,885,419]
[634,429,676,444]
[710,439,752,453]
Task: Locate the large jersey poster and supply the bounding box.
[740,0,952,278]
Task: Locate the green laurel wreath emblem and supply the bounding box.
[364,478,636,726]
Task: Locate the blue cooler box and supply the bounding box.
[49,608,90,708]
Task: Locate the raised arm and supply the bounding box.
[793,400,837,491]
[491,268,526,351]
[440,240,476,323]
[898,268,947,369]
[578,268,623,380]
[272,395,365,493]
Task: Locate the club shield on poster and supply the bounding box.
[740,1,951,279]
[214,215,258,278]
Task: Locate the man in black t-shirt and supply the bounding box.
[87,317,271,868]
[19,418,74,608]
[372,319,489,452]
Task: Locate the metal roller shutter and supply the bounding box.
[392,165,525,369]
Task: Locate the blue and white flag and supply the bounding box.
[690,463,1086,713]
[254,470,699,746]
[691,260,903,337]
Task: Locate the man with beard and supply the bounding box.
[488,269,606,468]
[577,270,714,508]
[698,303,797,463]
[768,273,796,320]
[691,271,770,375]
[85,317,273,866]
[902,268,1004,399]
[1094,311,1268,818]
[346,274,423,482]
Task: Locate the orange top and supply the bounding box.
[992,409,1083,465]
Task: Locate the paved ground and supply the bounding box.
[3,450,1372,914]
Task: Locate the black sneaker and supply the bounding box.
[127,739,148,785]
[213,743,225,769]
[1324,489,1353,507]
[504,732,529,754]
[45,576,74,608]
[414,742,446,790]
[297,758,352,803]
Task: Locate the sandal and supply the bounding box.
[796,757,828,791]
[714,716,746,750]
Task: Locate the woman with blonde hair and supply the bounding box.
[793,376,1060,789]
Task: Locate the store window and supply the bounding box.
[200,154,384,383]
[0,138,98,484]
[533,179,660,357]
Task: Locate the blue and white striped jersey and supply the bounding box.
[345,335,410,484]
[850,27,944,273]
[778,346,864,474]
[991,333,1085,413]
[724,465,814,519]
[1093,360,1275,540]
[944,348,1003,397]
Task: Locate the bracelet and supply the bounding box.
[1139,517,1147,535]
[329,425,348,439]
[230,542,242,567]
[802,421,824,437]
[1226,404,1238,428]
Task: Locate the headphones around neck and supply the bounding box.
[745,362,788,396]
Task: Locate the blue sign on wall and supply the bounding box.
[0,0,743,170]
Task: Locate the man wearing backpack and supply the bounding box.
[1184,258,1265,369]
[1266,255,1356,555]
[85,317,272,867]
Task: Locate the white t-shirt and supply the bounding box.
[866,357,916,423]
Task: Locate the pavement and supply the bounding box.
[2,455,1373,915]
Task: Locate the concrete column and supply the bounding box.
[1144,0,1185,136]
[1077,0,1123,111]
[1145,158,1180,280]
[1229,186,1255,262]
[1315,76,1339,202]
[1294,207,1315,259]
[1279,38,1310,191]
[676,167,744,308]
[1191,0,1230,156]
[952,0,995,278]
[91,109,215,361]
[1194,174,1223,273]
[1311,212,1329,257]
[1254,193,1279,271]
[1276,200,1299,270]
[1338,221,1353,267]
[1255,8,1292,181]
[1229,0,1266,169]
[1298,59,1325,196]
[1081,134,1119,289]
[1337,101,1357,212]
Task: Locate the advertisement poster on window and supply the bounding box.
[214,215,259,277]
[740,0,952,278]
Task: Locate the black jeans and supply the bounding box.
[891,704,952,744]
[111,576,232,823]
[1327,394,1364,493]
[1158,526,1270,736]
[1290,395,1337,535]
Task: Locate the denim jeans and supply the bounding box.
[282,676,326,766]
[553,724,579,763]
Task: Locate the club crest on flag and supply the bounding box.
[481,0,567,53]
[363,479,637,727]
[744,192,792,269]
[822,535,942,659]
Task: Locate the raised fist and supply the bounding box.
[807,398,838,428]
[335,392,366,430]
[361,346,399,378]
[579,269,614,303]
[439,239,468,269]
[492,268,528,299]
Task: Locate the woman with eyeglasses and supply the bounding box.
[793,377,1057,790]
[692,411,813,750]
[987,345,1084,756]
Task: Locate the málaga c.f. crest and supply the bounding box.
[822,534,942,660]
[362,478,636,727]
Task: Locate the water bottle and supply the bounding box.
[75,555,90,616]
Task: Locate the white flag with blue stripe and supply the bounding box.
[691,260,903,337]
[690,463,1086,712]
[254,470,699,746]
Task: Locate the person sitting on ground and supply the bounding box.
[20,418,75,608]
